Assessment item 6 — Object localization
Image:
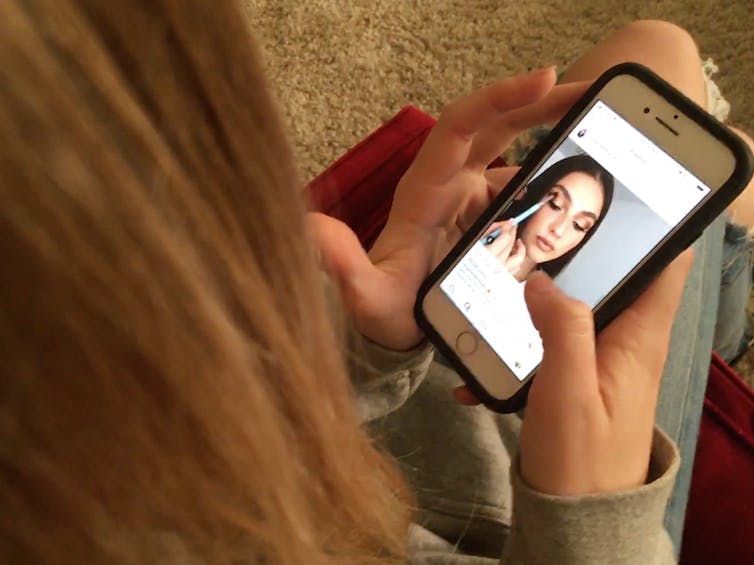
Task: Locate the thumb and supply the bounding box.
[524,272,598,402]
[307,212,376,295]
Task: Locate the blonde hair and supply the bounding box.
[0,0,410,562]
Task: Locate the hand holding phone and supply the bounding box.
[514,251,693,495]
[309,68,588,351]
[417,63,753,413]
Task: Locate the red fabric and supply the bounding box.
[680,353,754,565]
[307,106,754,564]
[308,106,436,250]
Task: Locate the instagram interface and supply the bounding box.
[440,100,711,380]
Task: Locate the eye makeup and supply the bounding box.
[483,200,547,246]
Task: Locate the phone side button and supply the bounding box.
[455,331,479,356]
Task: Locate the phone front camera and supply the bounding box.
[643,107,650,114]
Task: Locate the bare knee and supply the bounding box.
[562,19,707,108]
[726,127,754,228]
[612,20,705,105]
[619,20,700,60]
[730,127,754,152]
[729,127,754,189]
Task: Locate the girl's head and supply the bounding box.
[0,0,408,562]
[511,154,614,276]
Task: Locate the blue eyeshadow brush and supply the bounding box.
[483,200,546,246]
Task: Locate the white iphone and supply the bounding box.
[415,63,753,413]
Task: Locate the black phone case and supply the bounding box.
[414,62,754,414]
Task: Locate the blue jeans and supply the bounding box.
[659,216,752,553]
[713,221,753,362]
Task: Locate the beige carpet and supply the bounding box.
[243,0,752,181]
[244,0,754,383]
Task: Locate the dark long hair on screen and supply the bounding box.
[499,153,615,277]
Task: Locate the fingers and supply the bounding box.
[505,239,526,275]
[484,220,506,238]
[453,166,520,233]
[307,212,376,293]
[596,249,694,382]
[467,80,591,169]
[485,220,516,259]
[455,167,520,234]
[484,166,520,199]
[524,272,599,402]
[458,167,521,233]
[405,68,557,187]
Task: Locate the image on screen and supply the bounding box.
[440,100,710,380]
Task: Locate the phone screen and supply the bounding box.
[439,100,711,380]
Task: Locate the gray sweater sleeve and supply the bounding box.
[353,340,678,565]
[347,336,435,423]
[500,428,678,565]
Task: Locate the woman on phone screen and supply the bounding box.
[481,154,614,281]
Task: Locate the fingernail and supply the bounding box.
[530,65,556,77]
[526,271,555,294]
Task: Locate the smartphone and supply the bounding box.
[415,63,753,413]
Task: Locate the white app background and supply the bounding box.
[441,242,543,380]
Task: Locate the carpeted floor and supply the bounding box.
[244,0,754,383]
[243,0,752,180]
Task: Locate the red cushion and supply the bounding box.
[307,106,754,564]
[308,106,436,250]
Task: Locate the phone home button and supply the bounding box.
[455,331,478,356]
